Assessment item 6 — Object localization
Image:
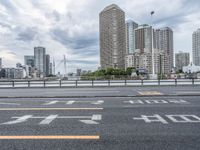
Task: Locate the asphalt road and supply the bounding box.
[0,96,200,150]
[0,86,200,97]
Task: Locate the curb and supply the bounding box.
[0,94,200,98]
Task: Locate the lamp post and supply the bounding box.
[150,11,157,79]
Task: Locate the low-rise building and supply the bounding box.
[183,62,200,73]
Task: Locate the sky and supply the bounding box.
[0,0,200,73]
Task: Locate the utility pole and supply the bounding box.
[150,11,157,79]
[53,59,55,75]
[63,55,67,77]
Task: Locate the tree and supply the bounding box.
[126,67,135,76]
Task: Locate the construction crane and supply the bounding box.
[55,55,67,77]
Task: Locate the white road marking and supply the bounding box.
[133,114,168,124]
[124,100,144,104]
[0,102,20,105]
[43,100,104,105]
[1,115,33,125]
[166,115,200,123]
[39,115,58,125]
[79,120,99,124]
[1,114,102,125]
[66,101,76,105]
[176,91,200,94]
[43,101,59,105]
[124,99,190,104]
[138,91,163,95]
[146,100,168,104]
[133,114,200,124]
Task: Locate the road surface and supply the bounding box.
[0,94,200,149]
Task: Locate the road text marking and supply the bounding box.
[1,114,102,125]
[133,114,200,124]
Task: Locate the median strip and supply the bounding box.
[0,108,103,111]
[0,135,100,140]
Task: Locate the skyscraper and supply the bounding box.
[134,24,152,73]
[34,47,46,77]
[175,52,190,71]
[24,56,34,67]
[50,62,53,75]
[0,58,2,69]
[46,54,50,76]
[125,20,138,54]
[99,4,126,69]
[155,27,174,69]
[135,24,152,54]
[192,28,200,66]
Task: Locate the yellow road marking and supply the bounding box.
[0,135,100,140]
[0,108,103,111]
[138,91,163,95]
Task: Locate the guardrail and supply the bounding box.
[0,79,199,88]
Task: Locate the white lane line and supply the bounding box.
[43,101,59,105]
[176,91,200,94]
[0,102,20,105]
[44,91,120,94]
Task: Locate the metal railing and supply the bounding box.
[0,79,199,88]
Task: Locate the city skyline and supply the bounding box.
[0,0,200,73]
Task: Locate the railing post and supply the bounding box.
[158,79,160,85]
[59,80,62,87]
[12,81,14,88]
[44,80,46,88]
[76,80,78,87]
[192,78,194,85]
[28,81,30,88]
[175,79,177,86]
[125,79,127,86]
[108,80,110,86]
[92,80,94,87]
[141,79,143,86]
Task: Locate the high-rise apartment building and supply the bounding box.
[192,28,200,66]
[155,27,174,69]
[34,47,46,77]
[24,56,34,67]
[125,54,140,69]
[50,62,53,75]
[175,52,190,71]
[0,58,2,69]
[125,20,138,54]
[154,49,170,75]
[46,54,50,76]
[135,24,152,54]
[99,4,126,69]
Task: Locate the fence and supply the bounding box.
[0,79,199,88]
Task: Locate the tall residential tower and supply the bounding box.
[155,27,174,69]
[99,4,126,69]
[34,47,46,77]
[125,20,138,54]
[193,28,200,66]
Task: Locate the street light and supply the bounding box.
[150,11,157,79]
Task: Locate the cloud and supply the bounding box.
[16,27,38,42]
[50,28,98,49]
[0,0,199,73]
[0,50,21,67]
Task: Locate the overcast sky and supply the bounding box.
[0,0,199,73]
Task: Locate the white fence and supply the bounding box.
[0,79,199,88]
